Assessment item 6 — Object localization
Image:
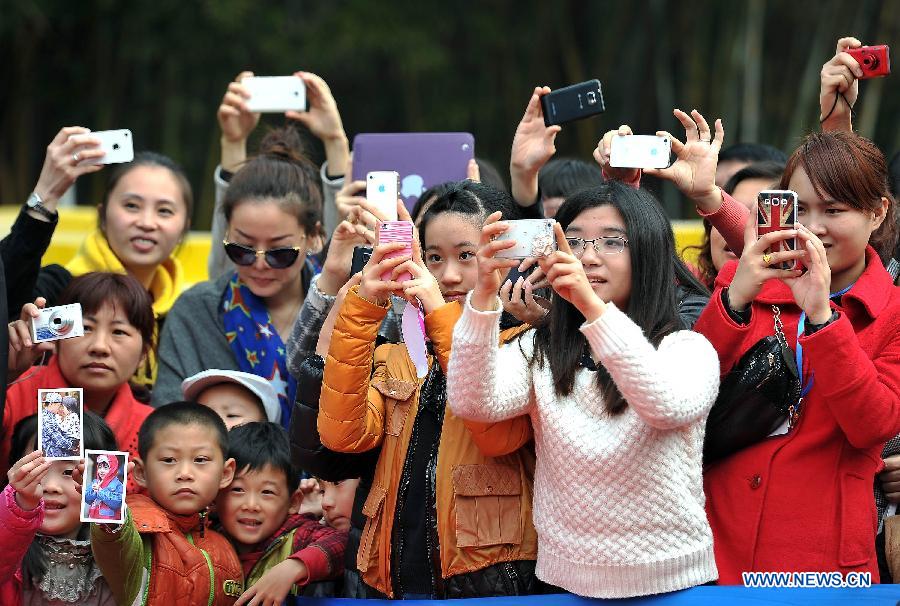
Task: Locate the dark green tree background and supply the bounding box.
[2,0,898,225]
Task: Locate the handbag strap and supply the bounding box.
[772,305,803,428]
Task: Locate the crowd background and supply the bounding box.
[1,0,899,222]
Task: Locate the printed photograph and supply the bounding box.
[37,388,84,460]
[81,450,128,524]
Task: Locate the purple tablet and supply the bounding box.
[352,133,475,211]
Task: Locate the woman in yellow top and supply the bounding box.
[14,127,192,390]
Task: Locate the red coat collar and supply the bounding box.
[715,246,893,319]
[127,493,206,534]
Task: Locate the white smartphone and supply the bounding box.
[367,171,400,222]
[84,129,134,165]
[609,135,671,169]
[243,76,307,113]
[494,219,558,259]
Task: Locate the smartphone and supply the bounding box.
[541,79,605,127]
[609,135,672,169]
[84,129,133,165]
[495,219,558,260]
[378,221,413,282]
[757,190,799,270]
[243,76,307,112]
[350,246,373,275]
[367,171,400,222]
[846,45,891,79]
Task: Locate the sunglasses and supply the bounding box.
[222,240,304,269]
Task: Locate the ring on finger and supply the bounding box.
[762,253,772,266]
[73,152,80,163]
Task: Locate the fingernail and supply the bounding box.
[24,339,31,347]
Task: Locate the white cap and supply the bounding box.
[43,392,63,403]
[181,369,281,425]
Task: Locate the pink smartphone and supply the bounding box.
[379,221,413,282]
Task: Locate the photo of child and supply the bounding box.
[37,388,83,460]
[82,450,128,524]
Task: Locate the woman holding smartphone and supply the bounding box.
[446,181,720,598]
[318,181,543,599]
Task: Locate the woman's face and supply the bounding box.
[227,200,310,300]
[710,177,773,271]
[423,213,481,304]
[565,204,632,310]
[103,166,189,274]
[789,166,886,284]
[57,302,146,403]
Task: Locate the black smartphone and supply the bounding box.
[350,246,373,275]
[541,79,605,127]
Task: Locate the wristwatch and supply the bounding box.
[25,191,58,221]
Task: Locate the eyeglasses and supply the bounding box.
[566,236,629,257]
[222,240,305,269]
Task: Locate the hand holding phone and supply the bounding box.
[366,171,400,222]
[243,76,307,113]
[541,80,605,127]
[81,130,134,165]
[609,135,671,169]
[757,190,799,269]
[846,45,891,78]
[378,221,414,282]
[350,246,373,275]
[494,219,558,260]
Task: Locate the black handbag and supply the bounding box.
[703,305,802,465]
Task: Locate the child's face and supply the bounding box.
[216,465,294,551]
[39,460,83,538]
[56,302,145,400]
[97,461,110,480]
[319,478,359,531]
[196,383,266,431]
[135,423,234,516]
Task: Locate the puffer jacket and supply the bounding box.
[91,494,243,605]
[319,288,539,598]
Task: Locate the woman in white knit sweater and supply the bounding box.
[447,181,720,598]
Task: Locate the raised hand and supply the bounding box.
[646,109,724,214]
[781,225,832,324]
[593,124,640,183]
[510,86,562,207]
[819,37,863,131]
[396,234,444,314]
[217,71,260,172]
[287,71,349,176]
[33,127,105,210]
[7,449,51,511]
[8,297,54,381]
[470,212,520,311]
[500,275,550,325]
[537,223,606,322]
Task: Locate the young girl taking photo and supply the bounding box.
[447,181,720,598]
[0,412,118,605]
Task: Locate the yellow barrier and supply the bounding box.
[0,206,707,286]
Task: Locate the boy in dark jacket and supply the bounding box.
[217,422,347,604]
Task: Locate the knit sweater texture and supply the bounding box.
[447,296,719,598]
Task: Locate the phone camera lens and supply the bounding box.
[112,143,120,150]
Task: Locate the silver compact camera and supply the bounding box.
[31,303,84,343]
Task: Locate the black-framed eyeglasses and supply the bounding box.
[222,240,304,269]
[566,236,629,257]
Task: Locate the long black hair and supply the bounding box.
[530,181,683,414]
[418,180,520,248]
[9,412,117,587]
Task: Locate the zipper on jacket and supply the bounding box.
[502,562,521,596]
[187,532,215,606]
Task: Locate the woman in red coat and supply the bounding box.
[692,130,900,582]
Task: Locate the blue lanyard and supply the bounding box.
[795,283,854,396]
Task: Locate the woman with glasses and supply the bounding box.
[446,180,720,597]
[152,127,322,425]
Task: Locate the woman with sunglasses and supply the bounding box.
[446,181,720,597]
[153,127,323,426]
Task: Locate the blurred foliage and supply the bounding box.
[1,0,898,225]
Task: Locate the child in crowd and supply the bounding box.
[182,369,282,429]
[318,478,359,532]
[84,453,124,521]
[0,412,118,605]
[3,272,155,492]
[40,392,80,458]
[91,402,242,606]
[216,422,347,604]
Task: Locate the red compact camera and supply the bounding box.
[846,45,891,78]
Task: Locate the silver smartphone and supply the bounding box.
[494,219,558,259]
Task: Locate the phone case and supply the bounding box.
[495,219,557,259]
[86,129,134,165]
[243,76,307,112]
[757,190,798,270]
[847,45,891,78]
[378,221,413,282]
[609,135,672,169]
[541,79,605,127]
[367,171,400,222]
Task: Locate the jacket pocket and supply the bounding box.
[357,482,388,573]
[372,378,417,436]
[452,464,523,548]
[839,472,874,567]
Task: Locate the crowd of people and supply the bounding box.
[1,35,899,604]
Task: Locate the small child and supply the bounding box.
[91,402,243,606]
[0,412,118,605]
[318,478,359,532]
[84,453,124,521]
[216,422,347,604]
[182,369,281,430]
